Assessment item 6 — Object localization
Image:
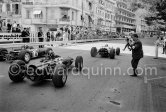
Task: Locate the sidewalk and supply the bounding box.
[148,78,166,112]
[146,62,166,112]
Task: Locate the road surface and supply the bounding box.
[0,38,166,112]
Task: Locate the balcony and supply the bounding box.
[117,13,135,20]
[22,2,33,5]
[32,19,46,24]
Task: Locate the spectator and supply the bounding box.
[63,28,69,44]
[12,21,17,32]
[15,24,21,33]
[154,36,161,59]
[21,28,29,43]
[38,28,44,42]
[51,31,54,41]
[163,37,166,54]
[54,28,58,41]
[46,30,51,42]
[7,23,12,33]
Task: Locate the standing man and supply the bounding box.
[46,30,51,42]
[38,28,44,42]
[130,34,144,77]
[154,36,161,59]
[21,28,29,43]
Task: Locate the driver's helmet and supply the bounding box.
[47,51,56,59]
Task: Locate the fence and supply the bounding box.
[0,32,124,48]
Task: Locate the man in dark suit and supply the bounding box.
[130,34,144,77]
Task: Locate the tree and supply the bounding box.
[130,0,166,33]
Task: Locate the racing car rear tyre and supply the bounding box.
[18,50,31,63]
[116,47,120,55]
[75,56,83,71]
[8,60,26,82]
[91,47,97,57]
[52,64,67,88]
[0,48,8,61]
[109,48,115,59]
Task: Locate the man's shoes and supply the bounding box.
[130,74,138,77]
[153,58,158,59]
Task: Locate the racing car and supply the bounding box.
[90,44,120,59]
[0,45,53,63]
[8,52,83,88]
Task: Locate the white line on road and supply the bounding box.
[146,76,166,81]
[0,75,5,78]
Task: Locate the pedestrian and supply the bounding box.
[162,36,166,54]
[38,28,44,42]
[154,36,161,59]
[51,31,54,41]
[130,34,144,77]
[7,23,12,33]
[46,30,51,42]
[16,24,21,33]
[63,28,69,45]
[12,21,17,32]
[21,28,29,43]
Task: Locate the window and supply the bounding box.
[6,4,10,12]
[0,4,2,13]
[12,4,20,15]
[15,4,19,14]
[60,8,69,21]
[72,11,74,20]
[34,10,43,19]
[26,10,31,19]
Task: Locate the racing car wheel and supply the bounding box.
[91,47,98,57]
[52,64,67,88]
[18,50,31,63]
[116,47,120,55]
[8,60,26,82]
[109,48,115,59]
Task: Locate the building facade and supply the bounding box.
[115,0,136,34]
[21,0,117,33]
[21,0,95,32]
[0,0,22,31]
[93,0,116,32]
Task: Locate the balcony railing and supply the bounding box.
[22,2,33,5]
[59,17,70,22]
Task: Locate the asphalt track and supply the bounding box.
[0,38,166,112]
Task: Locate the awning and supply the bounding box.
[33,10,42,15]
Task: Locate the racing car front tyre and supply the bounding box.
[91,47,97,57]
[116,47,120,55]
[8,60,26,82]
[18,50,31,63]
[52,64,67,88]
[109,48,115,59]
[75,56,83,71]
[0,48,8,61]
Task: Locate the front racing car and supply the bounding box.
[8,52,83,88]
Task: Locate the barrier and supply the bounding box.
[0,33,22,43]
[0,38,125,48]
